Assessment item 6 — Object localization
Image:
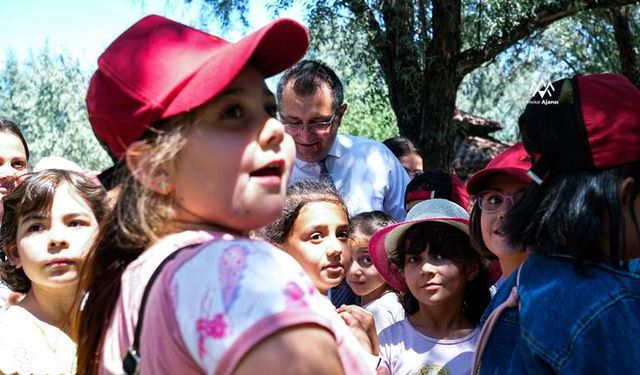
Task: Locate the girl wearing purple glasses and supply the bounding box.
[466,143,532,291]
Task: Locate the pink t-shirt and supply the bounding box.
[99,228,219,375]
[379,319,479,375]
[140,237,376,374]
[100,229,375,374]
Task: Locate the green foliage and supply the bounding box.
[457,5,639,143]
[0,46,111,170]
[185,0,250,30]
[184,0,396,141]
[340,78,397,141]
[195,0,639,150]
[303,12,397,141]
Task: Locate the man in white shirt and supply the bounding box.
[276,60,409,221]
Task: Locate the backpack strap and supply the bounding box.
[472,263,524,374]
[122,243,200,375]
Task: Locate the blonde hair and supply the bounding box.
[77,111,195,374]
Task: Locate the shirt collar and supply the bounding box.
[328,134,345,158]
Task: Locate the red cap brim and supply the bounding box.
[466,167,532,195]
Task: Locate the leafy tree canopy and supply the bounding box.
[189,0,640,169]
[0,46,111,170]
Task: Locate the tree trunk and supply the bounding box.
[609,7,640,87]
[340,0,639,171]
[415,69,461,170]
[402,0,461,171]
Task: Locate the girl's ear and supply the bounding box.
[621,177,637,206]
[5,245,21,269]
[463,263,479,281]
[125,141,173,195]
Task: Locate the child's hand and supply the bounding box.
[336,304,379,355]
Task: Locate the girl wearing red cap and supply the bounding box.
[78,15,375,375]
[466,142,532,291]
[473,74,640,374]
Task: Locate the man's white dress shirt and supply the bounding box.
[290,134,409,220]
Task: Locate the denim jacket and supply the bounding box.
[477,252,640,374]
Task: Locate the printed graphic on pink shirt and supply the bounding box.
[195,245,248,358]
[283,282,309,309]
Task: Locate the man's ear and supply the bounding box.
[5,244,21,269]
[463,263,479,282]
[125,141,173,195]
[337,103,348,124]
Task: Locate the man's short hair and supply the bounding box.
[276,59,344,111]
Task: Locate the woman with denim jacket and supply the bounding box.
[473,73,640,374]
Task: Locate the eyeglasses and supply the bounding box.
[477,190,521,213]
[280,113,337,135]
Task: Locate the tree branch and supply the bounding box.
[345,0,393,82]
[432,0,461,61]
[457,0,640,77]
[609,6,640,86]
[417,0,431,60]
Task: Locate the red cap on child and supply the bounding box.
[466,142,532,196]
[86,15,309,160]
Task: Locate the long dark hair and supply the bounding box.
[388,222,490,323]
[468,202,498,259]
[504,163,640,267]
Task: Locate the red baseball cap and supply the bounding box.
[519,74,640,182]
[86,15,309,160]
[466,142,533,195]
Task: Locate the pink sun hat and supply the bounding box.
[369,198,470,292]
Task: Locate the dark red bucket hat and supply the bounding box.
[466,142,532,195]
[86,15,309,161]
[519,73,640,182]
[405,170,469,211]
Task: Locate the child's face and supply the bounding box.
[480,174,528,258]
[403,245,475,309]
[282,201,350,294]
[346,232,386,299]
[14,183,99,291]
[171,64,296,232]
[0,132,28,199]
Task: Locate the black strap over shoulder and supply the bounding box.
[123,244,199,375]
